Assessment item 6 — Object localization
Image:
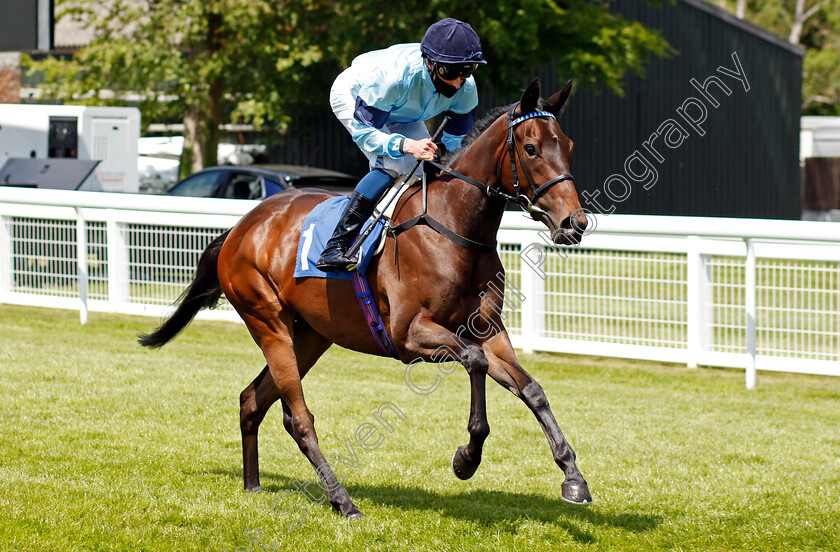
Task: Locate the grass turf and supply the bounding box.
[1,304,838,551]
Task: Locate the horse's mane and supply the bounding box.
[441,97,558,165]
[441,105,510,165]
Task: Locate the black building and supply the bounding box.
[277,0,803,219]
[559,0,803,219]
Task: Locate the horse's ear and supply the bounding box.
[520,78,541,114]
[546,80,573,115]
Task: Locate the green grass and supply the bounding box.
[1,304,839,551]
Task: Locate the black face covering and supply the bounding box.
[430,69,459,98]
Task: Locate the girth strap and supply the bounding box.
[390,212,497,256]
[352,269,399,359]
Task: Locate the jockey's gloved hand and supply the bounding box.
[433,141,447,163]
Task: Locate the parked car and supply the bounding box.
[166,165,358,200]
[138,136,268,193]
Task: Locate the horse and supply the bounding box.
[139,78,592,519]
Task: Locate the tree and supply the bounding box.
[789,0,833,43]
[28,0,325,176]
[27,0,671,174]
[306,0,672,98]
[723,0,840,114]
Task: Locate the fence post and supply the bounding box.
[0,215,11,298]
[744,238,757,390]
[106,214,129,309]
[76,207,89,324]
[686,236,702,367]
[518,238,546,354]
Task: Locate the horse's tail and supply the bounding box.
[137,229,231,349]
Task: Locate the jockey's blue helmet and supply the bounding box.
[420,18,487,65]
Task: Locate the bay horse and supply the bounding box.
[139,78,592,519]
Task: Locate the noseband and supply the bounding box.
[498,102,575,214]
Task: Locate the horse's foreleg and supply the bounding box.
[403,315,490,480]
[483,331,591,504]
[452,365,489,480]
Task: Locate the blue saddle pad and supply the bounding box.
[293,196,387,280]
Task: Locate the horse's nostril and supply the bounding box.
[574,211,588,231]
[560,215,580,232]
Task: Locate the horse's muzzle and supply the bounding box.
[534,210,587,246]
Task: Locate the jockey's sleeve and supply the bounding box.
[348,62,480,158]
[349,73,405,159]
[440,108,476,152]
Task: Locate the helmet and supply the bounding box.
[420,18,486,65]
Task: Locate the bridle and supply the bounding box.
[498,103,575,214]
[391,103,575,254]
[429,101,574,215]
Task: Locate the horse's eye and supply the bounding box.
[524,144,537,156]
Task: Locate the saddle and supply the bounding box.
[292,174,421,281]
[290,174,421,359]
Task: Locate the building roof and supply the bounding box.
[680,0,804,56]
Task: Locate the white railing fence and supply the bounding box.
[499,215,840,388]
[2,187,839,388]
[0,188,247,323]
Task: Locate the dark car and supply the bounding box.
[166,165,358,200]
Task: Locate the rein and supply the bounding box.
[389,103,573,257]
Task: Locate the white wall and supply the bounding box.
[0,104,140,192]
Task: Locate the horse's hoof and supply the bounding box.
[245,485,263,493]
[561,481,592,505]
[344,506,364,520]
[451,446,479,480]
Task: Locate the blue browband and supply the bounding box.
[509,110,556,128]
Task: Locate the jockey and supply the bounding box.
[316,17,486,272]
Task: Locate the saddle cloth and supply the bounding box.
[292,176,418,280]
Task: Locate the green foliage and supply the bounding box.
[26,0,325,130]
[716,0,840,115]
[800,5,840,114]
[25,0,670,169]
[311,0,672,98]
[803,46,840,114]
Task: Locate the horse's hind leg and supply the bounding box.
[244,313,360,518]
[483,332,591,505]
[240,318,331,493]
[241,365,279,492]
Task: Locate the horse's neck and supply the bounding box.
[430,133,506,243]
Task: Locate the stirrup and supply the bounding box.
[315,246,360,272]
[345,256,360,272]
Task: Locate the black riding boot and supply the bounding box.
[315,191,377,272]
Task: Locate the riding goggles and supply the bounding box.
[434,62,478,80]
